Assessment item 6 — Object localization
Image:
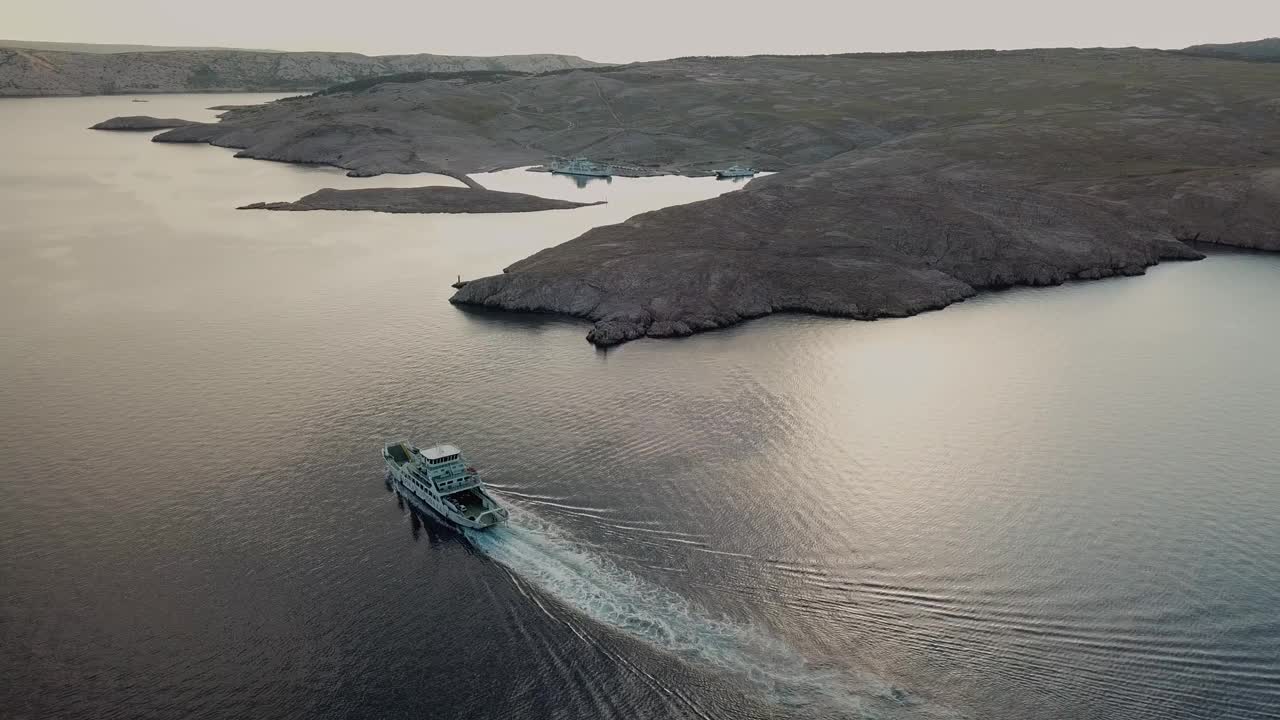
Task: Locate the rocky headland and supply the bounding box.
[450,164,1213,345]
[90,115,198,130]
[239,186,603,214]
[95,45,1280,346]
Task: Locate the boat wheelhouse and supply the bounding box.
[383,441,508,529]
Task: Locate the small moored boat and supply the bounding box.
[715,165,756,178]
[550,157,612,178]
[383,442,509,529]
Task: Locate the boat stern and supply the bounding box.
[474,507,510,528]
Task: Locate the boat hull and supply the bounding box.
[385,458,501,530]
[551,169,611,178]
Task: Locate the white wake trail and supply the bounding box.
[464,506,945,718]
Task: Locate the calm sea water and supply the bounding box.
[2,94,1279,720]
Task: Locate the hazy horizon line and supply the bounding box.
[2,34,1274,65]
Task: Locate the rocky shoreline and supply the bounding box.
[239,186,603,214]
[92,48,1280,347]
[449,155,1208,346]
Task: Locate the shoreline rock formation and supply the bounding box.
[449,153,1207,345]
[90,115,199,130]
[91,45,1280,346]
[238,186,603,214]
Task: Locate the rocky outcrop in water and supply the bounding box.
[0,46,602,97]
[90,115,198,130]
[239,186,603,214]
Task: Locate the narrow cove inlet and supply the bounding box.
[4,40,1280,720]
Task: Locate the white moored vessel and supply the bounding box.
[383,442,509,529]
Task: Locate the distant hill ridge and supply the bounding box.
[5,36,1275,98]
[1180,37,1280,62]
[0,39,282,53]
[0,44,604,97]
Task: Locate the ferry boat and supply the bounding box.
[549,157,612,178]
[383,442,509,529]
[715,165,757,178]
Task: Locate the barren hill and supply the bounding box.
[0,46,602,97]
[113,47,1280,345]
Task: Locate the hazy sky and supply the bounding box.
[6,0,1278,62]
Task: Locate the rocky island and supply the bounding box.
[90,115,199,130]
[239,186,603,214]
[98,43,1280,346]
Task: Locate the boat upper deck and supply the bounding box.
[422,444,461,461]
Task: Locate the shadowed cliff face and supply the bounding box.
[110,48,1280,345]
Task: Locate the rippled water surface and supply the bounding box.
[3,95,1279,720]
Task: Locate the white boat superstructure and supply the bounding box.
[383,441,509,529]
